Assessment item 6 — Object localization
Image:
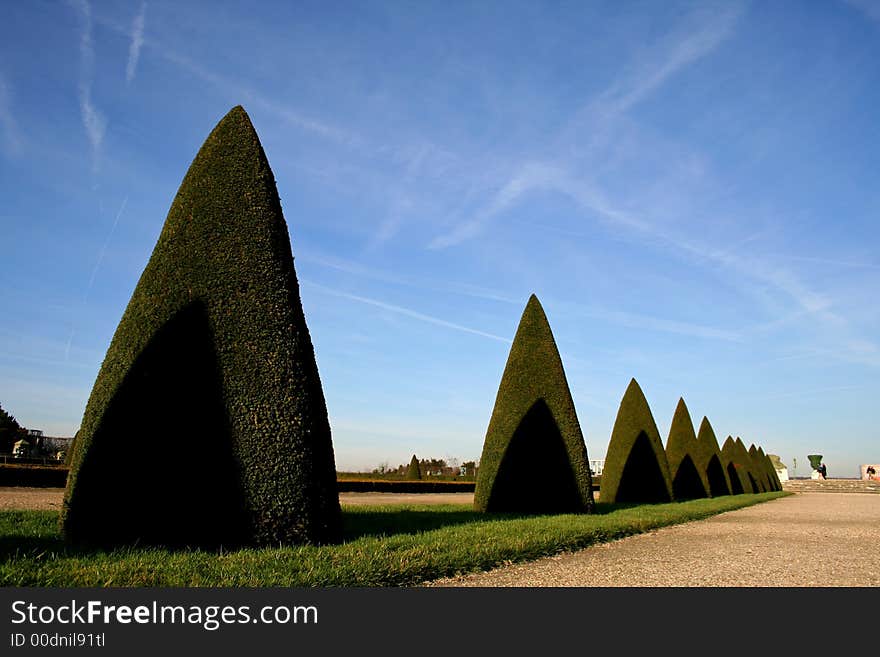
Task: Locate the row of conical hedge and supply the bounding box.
[474,296,782,512]
[64,105,780,550]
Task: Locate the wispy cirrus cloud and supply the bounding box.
[551,299,744,342]
[125,2,146,84]
[0,74,23,155]
[589,4,744,118]
[430,6,743,250]
[94,11,357,145]
[72,0,106,166]
[302,280,512,344]
[843,0,880,23]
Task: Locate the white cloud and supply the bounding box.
[0,75,23,154]
[843,0,880,23]
[302,280,512,344]
[125,3,146,84]
[73,0,106,164]
[592,5,744,118]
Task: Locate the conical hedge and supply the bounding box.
[748,444,770,492]
[721,436,751,494]
[601,379,673,504]
[474,295,593,513]
[665,398,709,500]
[757,447,780,491]
[694,417,732,496]
[730,438,756,493]
[406,454,422,481]
[62,106,341,548]
[765,451,783,490]
[768,453,786,486]
[736,438,762,493]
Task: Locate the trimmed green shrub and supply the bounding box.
[665,398,709,500]
[694,416,732,497]
[736,438,762,493]
[474,295,593,513]
[757,447,780,491]
[61,106,341,548]
[0,464,69,487]
[748,444,771,492]
[767,453,785,489]
[336,479,474,493]
[406,455,422,481]
[721,436,751,494]
[601,379,673,504]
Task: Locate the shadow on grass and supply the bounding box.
[1,497,730,558]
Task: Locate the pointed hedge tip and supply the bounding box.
[665,397,708,500]
[61,106,341,549]
[474,295,593,513]
[694,416,732,497]
[600,378,673,504]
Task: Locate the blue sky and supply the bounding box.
[1,0,878,476]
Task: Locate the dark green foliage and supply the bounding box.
[601,379,673,504]
[406,455,422,481]
[62,106,340,548]
[0,402,26,454]
[474,295,593,513]
[757,448,780,491]
[765,453,782,491]
[336,480,474,493]
[748,445,771,492]
[0,465,68,487]
[731,438,757,493]
[693,417,731,496]
[721,436,752,494]
[665,398,709,500]
[737,438,763,493]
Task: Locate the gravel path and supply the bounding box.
[0,487,475,510]
[430,493,880,587]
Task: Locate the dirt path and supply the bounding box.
[0,488,474,511]
[430,493,880,587]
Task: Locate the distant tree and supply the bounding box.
[406,455,422,480]
[0,402,25,454]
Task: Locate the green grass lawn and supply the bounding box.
[0,492,787,587]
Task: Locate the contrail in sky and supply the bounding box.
[66,196,128,361]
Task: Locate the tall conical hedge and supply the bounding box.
[474,295,593,513]
[694,417,732,496]
[721,436,751,494]
[406,454,422,481]
[757,447,779,491]
[760,448,781,490]
[61,106,341,548]
[665,398,709,500]
[601,379,673,504]
[725,436,760,493]
[768,453,786,486]
[736,438,762,493]
[748,444,770,492]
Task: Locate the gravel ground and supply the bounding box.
[0,487,65,511]
[429,492,880,587]
[0,487,475,510]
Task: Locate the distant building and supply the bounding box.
[13,438,32,458]
[768,454,789,482]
